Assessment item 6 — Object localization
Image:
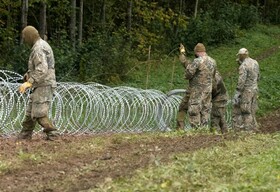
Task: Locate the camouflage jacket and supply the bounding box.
[27,38,57,88]
[185,55,216,92]
[237,57,260,92]
[212,71,228,102]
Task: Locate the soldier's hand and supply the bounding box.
[18,82,32,94]
[179,43,186,54]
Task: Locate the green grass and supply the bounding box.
[121,24,280,116]
[0,160,11,174]
[94,133,280,192]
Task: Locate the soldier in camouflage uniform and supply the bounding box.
[233,48,260,131]
[176,44,190,130]
[211,70,228,133]
[178,43,216,128]
[18,26,57,140]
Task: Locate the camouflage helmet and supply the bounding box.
[236,48,249,56]
[194,43,206,52]
[22,26,40,46]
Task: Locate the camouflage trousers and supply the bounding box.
[176,93,190,129]
[211,101,228,133]
[233,89,258,131]
[20,86,56,135]
[188,90,212,128]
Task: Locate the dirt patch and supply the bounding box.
[0,133,234,192]
[258,108,280,133]
[255,45,280,61]
[0,109,279,192]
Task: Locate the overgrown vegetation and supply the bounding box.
[0,0,279,83]
[95,133,280,192]
[122,24,280,116]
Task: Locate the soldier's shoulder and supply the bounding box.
[208,56,217,64]
[34,39,52,52]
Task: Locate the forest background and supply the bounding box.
[0,0,279,86]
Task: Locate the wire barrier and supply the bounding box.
[0,70,232,136]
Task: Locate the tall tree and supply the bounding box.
[70,0,76,48]
[39,0,47,40]
[20,0,28,44]
[78,0,83,46]
[127,1,132,32]
[194,0,198,18]
[101,0,106,29]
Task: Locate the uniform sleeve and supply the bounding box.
[179,54,191,68]
[28,51,48,84]
[236,64,247,92]
[185,59,199,79]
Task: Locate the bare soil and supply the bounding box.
[0,110,279,192]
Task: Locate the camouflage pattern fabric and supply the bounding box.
[185,55,216,128]
[26,38,56,88]
[233,57,260,131]
[176,53,191,129]
[19,35,57,139]
[176,91,190,129]
[26,86,54,118]
[211,71,228,133]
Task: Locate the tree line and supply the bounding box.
[0,0,279,83]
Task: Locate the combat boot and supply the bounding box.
[176,121,185,131]
[220,127,228,134]
[45,131,59,141]
[42,127,58,141]
[17,130,33,140]
[37,116,58,140]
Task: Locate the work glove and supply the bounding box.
[18,82,32,94]
[232,91,241,105]
[179,43,188,64]
[179,43,186,54]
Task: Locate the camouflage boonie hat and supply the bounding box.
[236,48,249,56]
[194,43,206,52]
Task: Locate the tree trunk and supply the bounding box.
[20,0,28,44]
[70,0,76,49]
[127,1,132,32]
[194,0,199,18]
[101,0,106,29]
[179,0,183,14]
[39,1,47,40]
[78,0,83,46]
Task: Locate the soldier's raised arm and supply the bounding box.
[178,43,191,68]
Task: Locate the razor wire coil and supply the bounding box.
[0,70,232,136]
[0,70,183,136]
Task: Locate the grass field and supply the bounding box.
[95,133,280,192]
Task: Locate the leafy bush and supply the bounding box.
[184,1,259,50]
[238,5,259,29]
[78,31,131,84]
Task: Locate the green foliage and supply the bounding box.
[123,25,280,116]
[184,1,259,49]
[0,160,11,174]
[50,36,78,82]
[17,150,43,162]
[131,0,188,58]
[0,0,278,85]
[95,133,280,191]
[78,30,131,84]
[238,4,259,29]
